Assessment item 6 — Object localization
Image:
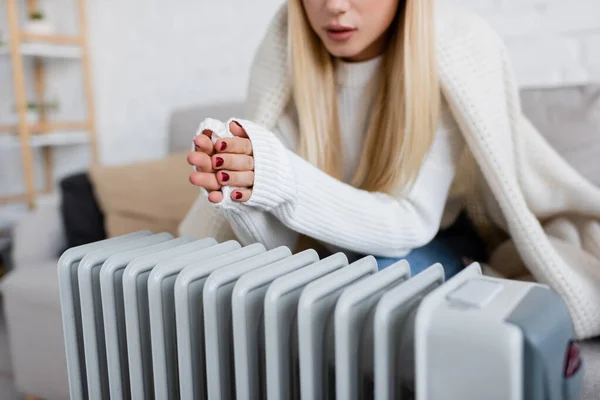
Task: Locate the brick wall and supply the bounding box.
[85,0,285,165]
[453,0,600,87]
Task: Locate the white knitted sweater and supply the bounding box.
[189,56,464,260]
[180,4,600,339]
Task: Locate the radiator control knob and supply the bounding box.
[446,279,503,308]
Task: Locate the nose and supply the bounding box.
[325,0,350,14]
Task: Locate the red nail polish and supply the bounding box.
[215,157,224,167]
[235,191,243,200]
[220,141,227,151]
[221,172,230,182]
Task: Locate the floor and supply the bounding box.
[0,299,21,400]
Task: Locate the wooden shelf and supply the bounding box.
[0,41,82,59]
[20,33,82,46]
[0,194,28,206]
[33,121,90,133]
[2,0,97,210]
[0,122,89,134]
[0,130,90,148]
[0,192,55,206]
[31,131,90,146]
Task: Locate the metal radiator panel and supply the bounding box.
[264,253,349,400]
[100,236,195,400]
[176,243,267,400]
[374,264,445,400]
[335,260,411,400]
[298,256,378,400]
[78,233,174,399]
[415,263,483,399]
[204,246,292,400]
[58,231,151,400]
[232,249,320,400]
[123,237,217,400]
[149,240,242,400]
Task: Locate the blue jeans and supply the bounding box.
[374,212,488,280]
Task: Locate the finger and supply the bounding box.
[189,172,221,191]
[208,190,224,204]
[231,189,252,202]
[193,134,214,155]
[187,151,213,172]
[215,137,253,155]
[212,154,254,171]
[229,121,249,138]
[217,170,255,187]
[201,129,214,140]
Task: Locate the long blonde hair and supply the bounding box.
[288,0,440,194]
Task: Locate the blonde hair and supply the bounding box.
[288,0,440,194]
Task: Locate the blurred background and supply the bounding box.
[0,0,599,399]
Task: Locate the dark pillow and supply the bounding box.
[60,172,107,250]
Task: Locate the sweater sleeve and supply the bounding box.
[216,115,464,257]
[210,112,302,250]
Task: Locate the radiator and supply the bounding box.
[58,231,583,400]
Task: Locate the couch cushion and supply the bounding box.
[521,85,600,187]
[580,340,600,400]
[1,267,69,400]
[104,213,181,238]
[168,103,245,153]
[89,152,199,237]
[0,261,60,310]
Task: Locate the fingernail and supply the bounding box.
[233,121,242,128]
[215,157,224,167]
[234,191,243,200]
[219,141,227,151]
[221,172,230,182]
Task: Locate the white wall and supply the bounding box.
[1,0,600,221]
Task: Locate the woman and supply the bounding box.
[183,0,600,339]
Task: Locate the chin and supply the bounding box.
[323,42,364,60]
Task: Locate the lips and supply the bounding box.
[325,25,356,42]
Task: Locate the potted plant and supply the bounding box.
[13,100,60,124]
[23,10,55,35]
[26,103,39,124]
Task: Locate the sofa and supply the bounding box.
[1,86,599,399]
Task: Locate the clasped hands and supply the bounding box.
[187,121,254,204]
